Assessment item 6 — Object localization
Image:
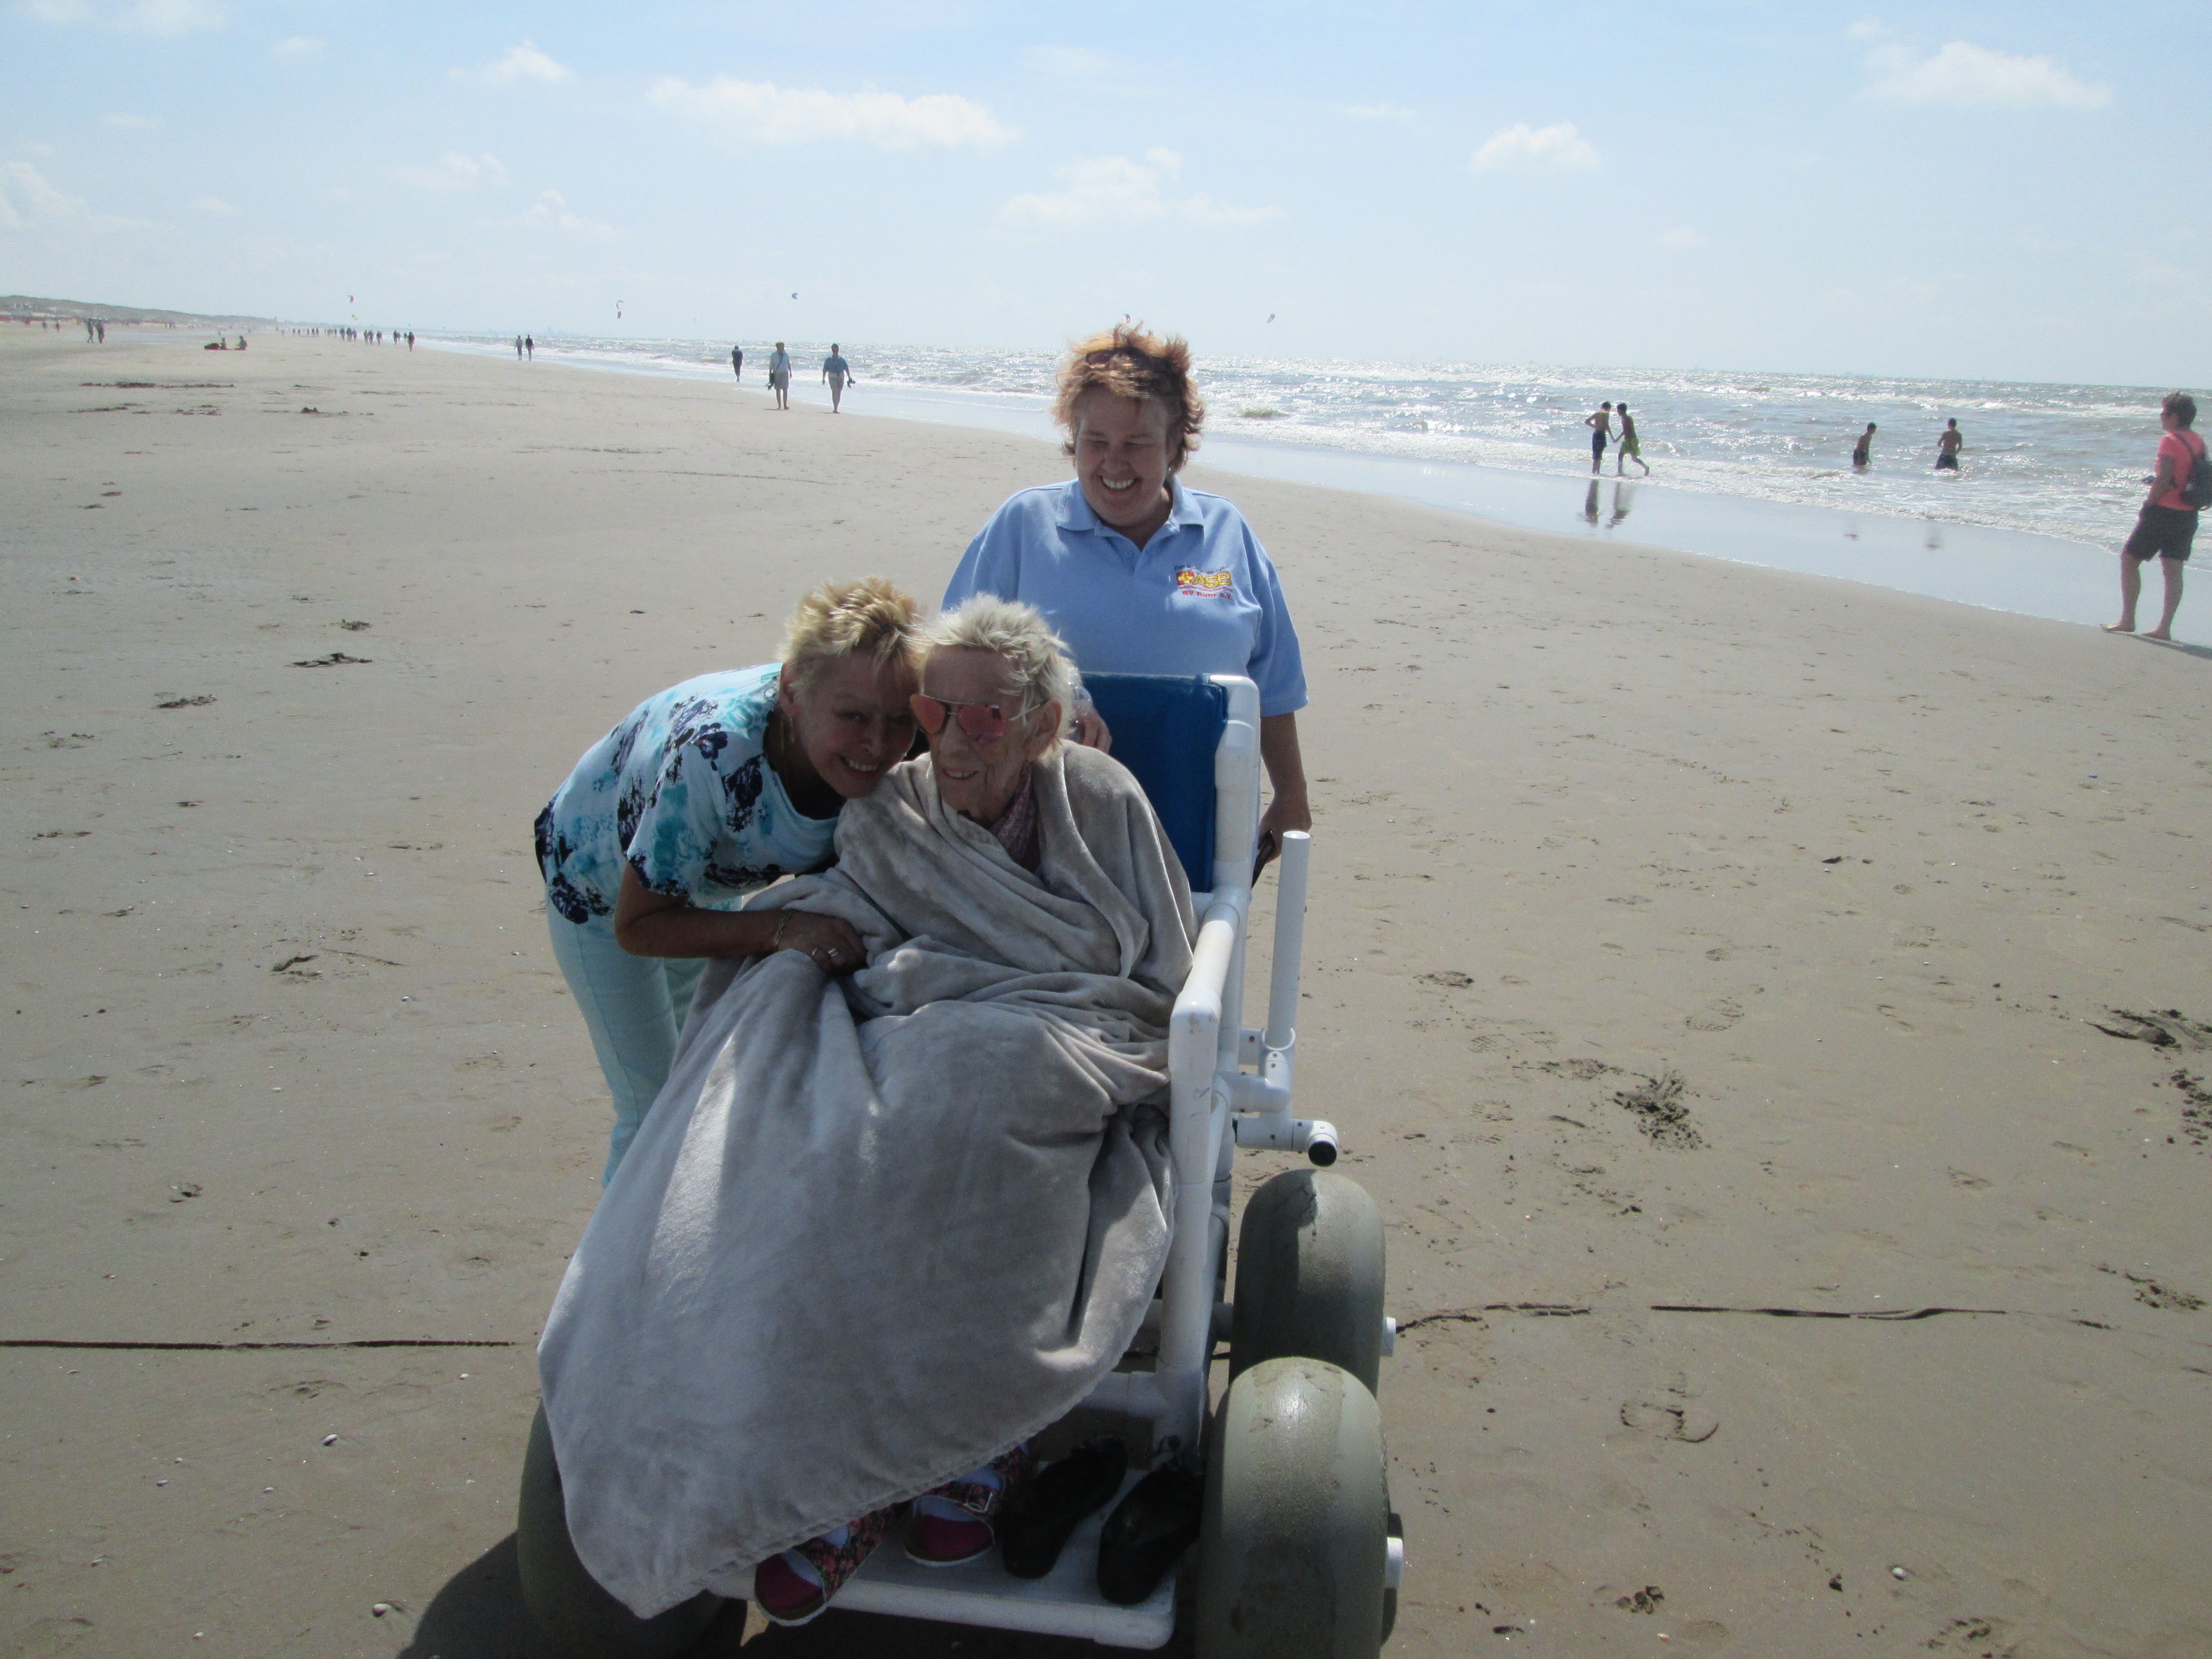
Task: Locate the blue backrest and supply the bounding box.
[1081,673,1227,893]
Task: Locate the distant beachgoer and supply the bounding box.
[823,344,854,413]
[526,336,534,361]
[1936,419,1961,472]
[407,331,414,349]
[236,336,247,350]
[769,341,792,410]
[1852,423,1876,469]
[1585,402,1612,473]
[516,335,524,360]
[96,321,105,343]
[731,344,743,383]
[2106,391,2203,642]
[1615,403,1650,476]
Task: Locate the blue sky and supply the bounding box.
[4,1,2205,384]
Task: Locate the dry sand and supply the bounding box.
[4,329,2210,1659]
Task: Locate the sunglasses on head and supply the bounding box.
[910,692,1034,744]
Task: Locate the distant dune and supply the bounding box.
[2,292,282,327]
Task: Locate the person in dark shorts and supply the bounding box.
[1585,401,1612,473]
[1851,422,1875,469]
[1936,419,1961,471]
[2107,391,2203,642]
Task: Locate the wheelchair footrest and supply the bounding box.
[832,1472,1177,1649]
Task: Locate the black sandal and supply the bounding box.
[1095,1451,1204,1605]
[999,1436,1128,1579]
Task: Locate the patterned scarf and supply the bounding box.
[986,765,1040,870]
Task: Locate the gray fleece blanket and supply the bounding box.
[537,744,1197,1617]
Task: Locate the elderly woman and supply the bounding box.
[534,577,922,1181]
[535,597,1195,1628]
[944,322,1312,868]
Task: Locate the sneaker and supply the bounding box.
[907,1443,1034,1566]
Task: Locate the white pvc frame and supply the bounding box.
[836,674,1335,1648]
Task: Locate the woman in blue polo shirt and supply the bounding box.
[943,324,1311,866]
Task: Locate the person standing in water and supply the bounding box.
[768,341,792,410]
[1936,419,1962,472]
[2107,391,2203,642]
[1584,402,1612,473]
[730,343,744,383]
[822,343,854,413]
[1852,422,1876,469]
[1615,403,1650,476]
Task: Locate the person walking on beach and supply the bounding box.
[822,344,854,413]
[769,341,792,410]
[526,335,534,361]
[2106,391,2204,642]
[1852,422,1876,469]
[1615,403,1650,476]
[1585,402,1612,473]
[1936,419,1962,472]
[516,334,524,360]
[730,343,743,383]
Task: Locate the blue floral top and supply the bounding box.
[534,664,840,926]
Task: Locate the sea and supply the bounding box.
[424,332,2181,630]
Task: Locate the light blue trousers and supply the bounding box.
[545,911,706,1184]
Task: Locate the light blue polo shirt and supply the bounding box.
[943,479,1308,717]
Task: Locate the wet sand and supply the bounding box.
[3,328,2210,1658]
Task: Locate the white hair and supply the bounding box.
[921,596,1075,744]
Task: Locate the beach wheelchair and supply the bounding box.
[518,672,1403,1656]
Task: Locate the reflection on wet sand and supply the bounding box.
[1579,480,1637,531]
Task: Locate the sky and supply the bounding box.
[3,1,2207,385]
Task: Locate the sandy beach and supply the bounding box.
[6,328,2211,1658]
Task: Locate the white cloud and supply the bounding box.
[102,111,161,129]
[1340,102,1415,121]
[482,40,572,86]
[0,158,144,231]
[15,0,222,27]
[396,152,511,192]
[192,194,238,216]
[272,34,322,55]
[648,76,1013,150]
[1472,121,1600,174]
[1001,148,1278,228]
[1863,40,2109,109]
[1656,225,1703,249]
[1846,16,1886,42]
[1024,46,1112,78]
[497,189,618,240]
[119,0,221,32]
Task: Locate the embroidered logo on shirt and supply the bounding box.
[1176,567,1234,598]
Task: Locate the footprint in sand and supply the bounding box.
[1618,1401,1719,1443]
[1684,998,1742,1033]
[1947,1168,1992,1190]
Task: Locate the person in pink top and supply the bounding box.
[2107,391,2205,641]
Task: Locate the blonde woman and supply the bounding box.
[534,578,923,1179]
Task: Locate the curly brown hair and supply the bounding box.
[1053,322,1206,473]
